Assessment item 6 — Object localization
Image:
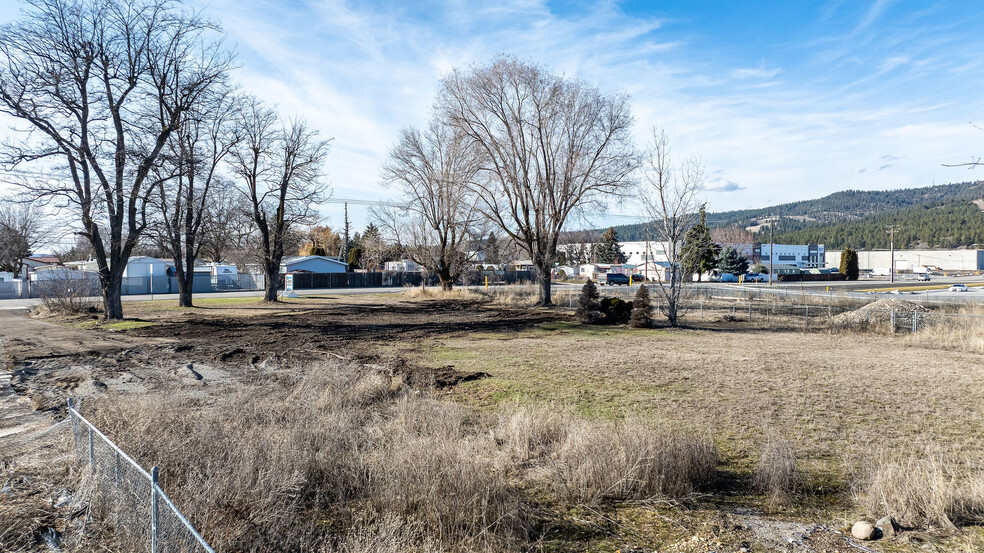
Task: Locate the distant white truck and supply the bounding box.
[871,268,892,277]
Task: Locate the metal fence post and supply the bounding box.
[88,426,94,467]
[805,305,809,328]
[891,309,896,334]
[912,311,918,334]
[151,466,160,553]
[748,301,751,320]
[700,300,703,320]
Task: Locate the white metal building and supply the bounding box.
[825,249,984,272]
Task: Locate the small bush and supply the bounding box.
[600,297,632,325]
[629,284,653,328]
[575,280,602,323]
[34,272,100,315]
[753,434,799,502]
[854,447,984,530]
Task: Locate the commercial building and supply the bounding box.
[825,249,984,273]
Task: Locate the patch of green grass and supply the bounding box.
[102,320,155,331]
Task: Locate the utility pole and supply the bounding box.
[769,218,774,286]
[340,202,350,262]
[887,225,899,283]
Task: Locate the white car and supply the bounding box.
[949,284,969,292]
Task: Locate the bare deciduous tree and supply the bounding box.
[440,55,636,305]
[377,120,482,290]
[229,98,330,301]
[152,88,240,307]
[199,182,255,265]
[0,0,233,318]
[0,200,49,275]
[711,224,754,246]
[642,128,704,327]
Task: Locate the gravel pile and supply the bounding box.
[832,298,931,326]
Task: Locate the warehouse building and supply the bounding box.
[825,249,984,273]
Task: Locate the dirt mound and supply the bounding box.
[833,298,931,326]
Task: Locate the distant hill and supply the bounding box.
[604,181,984,249]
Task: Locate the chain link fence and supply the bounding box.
[67,399,214,553]
[551,283,983,334]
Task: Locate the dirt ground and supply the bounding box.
[2,293,983,552]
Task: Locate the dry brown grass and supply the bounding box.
[854,447,984,530]
[77,361,719,552]
[552,418,717,503]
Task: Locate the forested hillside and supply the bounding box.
[759,200,984,249]
[600,181,984,248]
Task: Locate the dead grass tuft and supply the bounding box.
[752,434,800,502]
[553,418,718,503]
[854,447,984,530]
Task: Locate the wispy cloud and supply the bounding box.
[729,66,783,79]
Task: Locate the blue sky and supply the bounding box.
[3,0,984,232]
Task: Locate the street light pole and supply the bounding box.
[887,225,900,283]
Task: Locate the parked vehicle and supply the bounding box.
[915,273,930,281]
[950,284,968,292]
[744,273,767,283]
[605,273,630,286]
[718,272,739,283]
[630,274,647,283]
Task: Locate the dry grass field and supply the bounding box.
[3,288,984,552]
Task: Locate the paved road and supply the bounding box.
[0,286,404,310]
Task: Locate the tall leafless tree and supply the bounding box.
[642,128,704,327]
[377,120,482,290]
[151,88,240,307]
[0,0,233,319]
[439,56,637,305]
[229,98,330,302]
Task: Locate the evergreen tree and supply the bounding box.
[629,284,653,328]
[592,227,627,264]
[839,247,859,280]
[716,246,749,274]
[484,232,501,264]
[347,246,363,270]
[681,205,718,280]
[575,279,603,324]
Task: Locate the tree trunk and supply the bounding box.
[264,260,279,302]
[102,274,124,320]
[438,265,454,291]
[535,262,552,306]
[177,269,194,308]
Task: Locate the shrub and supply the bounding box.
[600,297,632,324]
[34,272,100,315]
[629,284,653,328]
[575,280,602,323]
[752,434,799,502]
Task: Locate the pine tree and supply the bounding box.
[629,284,653,328]
[839,247,859,280]
[484,232,500,264]
[575,279,603,324]
[716,246,749,275]
[592,227,627,264]
[681,205,718,280]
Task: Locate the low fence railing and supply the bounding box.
[67,398,214,553]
